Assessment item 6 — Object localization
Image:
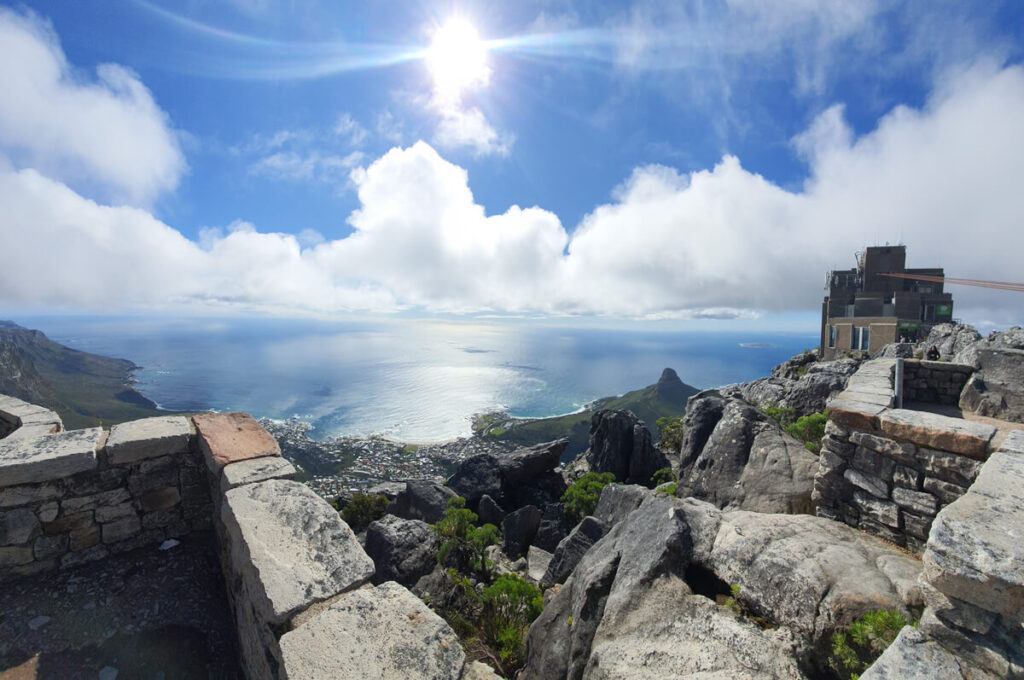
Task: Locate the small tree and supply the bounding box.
[340,492,388,531]
[562,472,616,523]
[656,416,685,453]
[433,497,499,580]
[828,609,910,680]
[480,573,544,674]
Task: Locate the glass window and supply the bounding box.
[828,325,836,348]
[853,327,870,350]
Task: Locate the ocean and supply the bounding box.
[18,316,816,442]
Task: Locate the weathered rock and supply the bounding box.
[503,505,542,559]
[446,454,501,503]
[387,481,458,524]
[365,514,439,586]
[220,456,296,492]
[879,409,995,459]
[532,503,570,553]
[506,470,567,511]
[677,394,818,514]
[461,661,503,680]
[365,481,407,500]
[592,483,648,527]
[220,479,374,625]
[892,487,938,516]
[0,428,101,486]
[105,416,191,465]
[476,494,505,526]
[861,625,991,680]
[527,545,553,583]
[542,516,608,585]
[193,412,281,474]
[498,439,567,486]
[731,355,860,417]
[827,398,887,431]
[584,410,668,485]
[926,323,982,362]
[278,581,465,679]
[0,507,40,545]
[959,347,1024,423]
[878,343,916,359]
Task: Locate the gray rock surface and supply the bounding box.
[499,439,567,485]
[677,392,818,514]
[278,581,465,680]
[364,514,439,586]
[532,503,570,553]
[387,480,458,524]
[477,494,505,526]
[584,410,668,485]
[446,453,502,503]
[959,347,1024,423]
[542,515,608,585]
[592,484,648,527]
[861,626,993,680]
[220,455,296,492]
[105,416,191,465]
[503,505,542,559]
[926,322,983,361]
[527,545,553,583]
[220,479,374,624]
[729,356,860,417]
[0,428,101,486]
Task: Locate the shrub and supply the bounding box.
[650,466,675,487]
[828,609,911,680]
[480,574,544,673]
[656,416,685,453]
[655,482,677,496]
[762,400,797,427]
[340,492,388,530]
[434,497,500,580]
[784,411,828,453]
[562,472,616,523]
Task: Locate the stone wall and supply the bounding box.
[815,359,997,552]
[0,396,211,580]
[901,359,972,405]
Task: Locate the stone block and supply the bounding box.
[892,465,920,490]
[108,529,164,555]
[43,510,93,535]
[277,582,465,679]
[95,502,136,523]
[918,448,982,487]
[60,544,107,569]
[141,509,180,529]
[0,483,62,508]
[4,423,61,441]
[36,501,59,522]
[33,533,67,560]
[105,416,191,464]
[0,428,101,486]
[922,451,1024,618]
[220,479,374,625]
[922,477,966,506]
[891,487,938,516]
[850,431,916,465]
[102,516,142,543]
[0,545,33,566]
[134,454,179,475]
[128,467,178,495]
[879,409,995,459]
[858,518,905,546]
[0,507,41,545]
[140,486,180,512]
[193,412,281,474]
[61,488,131,514]
[66,468,127,496]
[824,420,849,438]
[826,399,886,431]
[220,455,296,492]
[851,447,896,481]
[844,468,888,499]
[821,434,855,459]
[852,489,899,527]
[999,430,1024,455]
[69,524,100,550]
[901,512,932,540]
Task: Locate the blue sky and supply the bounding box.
[1,1,1023,329]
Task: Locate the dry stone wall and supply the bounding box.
[815,359,996,552]
[901,359,973,405]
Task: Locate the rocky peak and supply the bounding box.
[654,367,689,403]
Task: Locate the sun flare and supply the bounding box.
[426,19,490,96]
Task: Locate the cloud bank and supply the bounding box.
[1,9,1022,324]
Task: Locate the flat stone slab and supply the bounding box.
[105,416,191,464]
[193,413,280,473]
[839,389,893,408]
[220,455,296,492]
[1000,430,1024,455]
[0,428,101,487]
[2,423,61,442]
[879,409,996,459]
[827,398,887,431]
[922,451,1024,618]
[220,479,373,625]
[278,582,465,679]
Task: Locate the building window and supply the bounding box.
[853,327,870,351]
[828,326,836,348]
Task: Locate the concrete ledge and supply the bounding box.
[826,398,887,431]
[277,582,466,679]
[0,395,63,440]
[0,428,102,487]
[220,456,296,493]
[105,416,191,464]
[1001,430,1024,456]
[193,413,281,474]
[879,409,996,459]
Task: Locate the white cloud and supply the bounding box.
[334,113,368,147]
[0,8,185,205]
[2,59,1023,326]
[432,105,512,157]
[249,150,364,184]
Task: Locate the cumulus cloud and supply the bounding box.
[0,9,185,205]
[2,53,1023,325]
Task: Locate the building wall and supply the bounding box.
[822,317,899,360]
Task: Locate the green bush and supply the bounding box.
[480,573,544,673]
[562,472,616,523]
[655,482,677,496]
[650,466,675,487]
[340,492,388,530]
[433,497,500,580]
[828,609,911,679]
[762,400,797,427]
[784,411,828,453]
[656,416,685,453]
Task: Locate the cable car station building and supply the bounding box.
[820,246,953,359]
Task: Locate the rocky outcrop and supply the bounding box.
[387,481,458,524]
[959,347,1024,423]
[364,514,439,586]
[445,439,568,511]
[541,515,607,585]
[584,410,667,485]
[727,353,860,417]
[676,391,818,514]
[925,323,983,362]
[503,505,543,559]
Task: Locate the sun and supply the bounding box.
[426,19,490,97]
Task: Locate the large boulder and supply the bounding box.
[959,347,1024,423]
[592,483,649,527]
[498,439,567,486]
[728,356,860,417]
[677,392,818,514]
[364,514,439,586]
[532,502,571,553]
[541,515,608,585]
[584,410,668,485]
[503,505,543,559]
[387,480,458,524]
[926,322,983,362]
[446,453,502,503]
[445,440,568,511]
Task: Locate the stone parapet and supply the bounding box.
[901,360,973,405]
[816,359,997,551]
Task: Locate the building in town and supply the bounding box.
[820,245,953,359]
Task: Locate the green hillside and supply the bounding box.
[473,368,699,460]
[0,321,167,429]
